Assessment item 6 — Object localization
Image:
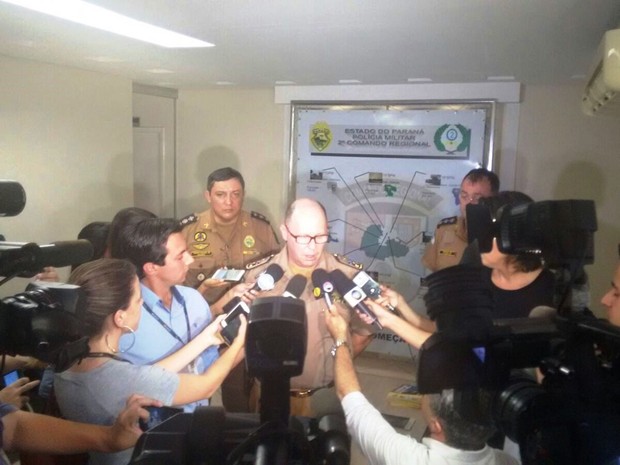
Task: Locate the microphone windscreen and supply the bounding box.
[311,268,330,288]
[330,269,355,294]
[284,274,307,298]
[255,263,285,291]
[0,180,27,217]
[529,305,557,319]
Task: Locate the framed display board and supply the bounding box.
[289,101,495,357]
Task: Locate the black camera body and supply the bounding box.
[418,199,620,465]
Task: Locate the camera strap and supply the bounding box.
[142,288,192,346]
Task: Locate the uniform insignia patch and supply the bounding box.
[437,216,458,228]
[244,235,255,248]
[194,231,207,242]
[197,273,206,282]
[251,211,271,224]
[245,254,275,270]
[439,249,457,256]
[179,213,198,226]
[333,253,363,270]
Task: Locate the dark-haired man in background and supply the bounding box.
[180,167,280,304]
[422,168,499,272]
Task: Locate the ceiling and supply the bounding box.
[1,0,620,90]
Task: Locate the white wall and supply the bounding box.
[1,55,133,295]
[176,88,285,227]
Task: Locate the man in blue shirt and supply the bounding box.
[119,218,221,411]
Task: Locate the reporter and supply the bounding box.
[323,305,519,465]
[53,258,246,465]
[1,394,159,457]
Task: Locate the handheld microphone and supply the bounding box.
[251,263,284,292]
[352,270,400,315]
[311,268,334,307]
[330,269,381,328]
[0,180,26,217]
[282,274,307,298]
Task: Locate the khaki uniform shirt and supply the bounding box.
[244,248,375,390]
[422,215,468,272]
[180,209,280,302]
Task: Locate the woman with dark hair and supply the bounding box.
[53,258,245,465]
[479,191,555,319]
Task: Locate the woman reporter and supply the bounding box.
[53,258,246,465]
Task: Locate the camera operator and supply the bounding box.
[323,305,519,465]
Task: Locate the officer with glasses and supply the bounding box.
[244,197,375,417]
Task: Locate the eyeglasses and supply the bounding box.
[285,224,329,245]
[459,190,485,204]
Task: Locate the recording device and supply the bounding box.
[211,267,246,282]
[2,369,20,387]
[330,269,381,328]
[250,263,284,292]
[130,295,350,465]
[219,297,250,346]
[139,406,183,432]
[1,181,91,371]
[418,200,620,465]
[352,270,399,315]
[466,199,596,267]
[311,268,334,307]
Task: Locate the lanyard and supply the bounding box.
[142,288,192,345]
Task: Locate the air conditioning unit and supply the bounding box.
[582,28,620,116]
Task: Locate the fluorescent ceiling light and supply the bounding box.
[407,78,433,83]
[487,75,515,81]
[339,79,362,84]
[1,0,214,48]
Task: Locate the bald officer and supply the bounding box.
[180,167,280,304]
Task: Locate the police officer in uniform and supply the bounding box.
[244,198,375,418]
[422,168,499,272]
[180,167,280,304]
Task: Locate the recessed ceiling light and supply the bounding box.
[147,68,174,74]
[339,79,362,84]
[487,75,515,81]
[216,81,235,86]
[1,0,214,48]
[275,80,296,85]
[407,78,433,82]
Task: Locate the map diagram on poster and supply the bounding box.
[291,104,493,357]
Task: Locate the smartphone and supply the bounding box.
[220,299,250,346]
[211,268,246,282]
[139,406,183,432]
[3,370,20,387]
[381,412,415,430]
[353,271,382,299]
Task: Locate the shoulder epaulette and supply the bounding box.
[333,253,363,270]
[179,213,198,227]
[251,211,271,225]
[437,216,458,228]
[245,254,275,270]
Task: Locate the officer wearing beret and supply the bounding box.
[422,168,499,272]
[180,167,280,304]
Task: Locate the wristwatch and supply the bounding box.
[330,339,349,357]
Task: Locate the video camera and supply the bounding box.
[1,180,93,371]
[129,296,350,465]
[418,199,620,465]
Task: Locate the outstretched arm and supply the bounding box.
[2,394,160,454]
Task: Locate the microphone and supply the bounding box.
[282,274,307,298]
[352,270,400,315]
[311,268,334,307]
[330,269,381,328]
[251,263,284,292]
[0,180,27,217]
